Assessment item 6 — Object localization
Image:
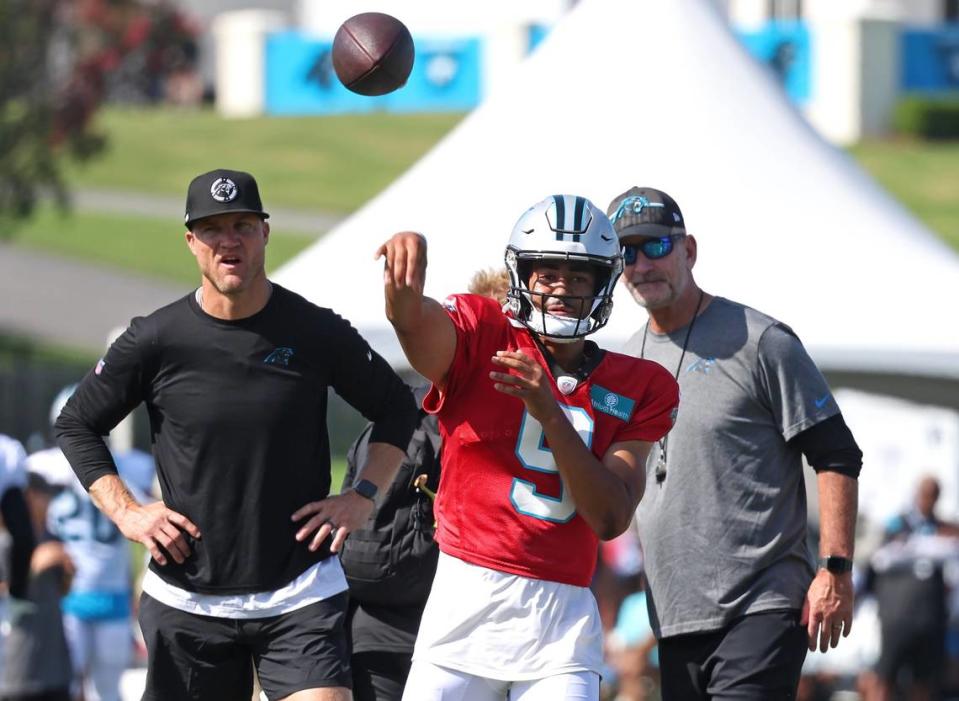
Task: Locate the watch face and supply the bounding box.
[355,479,378,500]
[821,556,853,573]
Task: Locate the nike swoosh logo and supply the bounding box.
[522,228,534,234]
[815,395,830,408]
[601,234,613,241]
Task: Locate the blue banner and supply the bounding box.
[902,26,959,92]
[265,31,482,115]
[737,22,812,104]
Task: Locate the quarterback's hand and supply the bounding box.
[115,500,201,566]
[376,231,427,290]
[802,569,854,652]
[291,490,376,554]
[376,231,428,324]
[490,350,560,422]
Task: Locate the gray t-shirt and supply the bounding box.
[627,297,837,638]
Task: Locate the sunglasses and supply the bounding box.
[622,234,686,264]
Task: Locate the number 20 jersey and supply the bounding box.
[423,294,679,587]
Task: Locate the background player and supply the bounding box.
[29,384,155,701]
[0,433,37,678]
[376,195,679,700]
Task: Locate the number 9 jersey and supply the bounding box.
[423,294,679,587]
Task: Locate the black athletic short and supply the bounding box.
[875,624,945,685]
[138,591,351,700]
[658,609,808,700]
[351,650,411,701]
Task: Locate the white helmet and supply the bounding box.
[505,195,624,342]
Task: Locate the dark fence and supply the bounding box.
[0,337,378,458]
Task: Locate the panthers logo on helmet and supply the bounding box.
[210,178,238,203]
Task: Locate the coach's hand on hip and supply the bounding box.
[117,500,202,567]
[292,490,375,554]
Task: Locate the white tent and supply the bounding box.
[275,0,959,389]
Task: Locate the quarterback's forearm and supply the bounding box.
[540,411,637,540]
[390,296,457,388]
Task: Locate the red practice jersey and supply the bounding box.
[423,294,679,587]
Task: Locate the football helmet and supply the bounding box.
[505,195,624,342]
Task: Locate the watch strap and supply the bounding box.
[817,555,853,574]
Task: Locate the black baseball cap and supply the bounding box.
[184,168,270,229]
[606,186,685,240]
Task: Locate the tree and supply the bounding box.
[0,0,198,239]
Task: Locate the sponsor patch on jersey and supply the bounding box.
[589,385,635,422]
[442,296,457,312]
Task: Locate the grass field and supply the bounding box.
[8,109,959,284]
[849,139,959,251]
[65,107,465,212]
[12,207,314,285]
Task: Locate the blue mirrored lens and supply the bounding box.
[623,237,674,264]
[643,238,673,259]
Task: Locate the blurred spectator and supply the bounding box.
[28,384,155,701]
[864,476,959,701]
[606,581,659,701]
[0,435,36,603]
[592,524,656,701]
[340,383,440,701]
[884,476,956,542]
[0,434,37,676]
[467,267,510,305]
[0,472,74,701]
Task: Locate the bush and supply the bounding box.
[894,94,959,140]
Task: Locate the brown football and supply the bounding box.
[331,12,415,96]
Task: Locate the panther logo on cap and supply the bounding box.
[210,178,238,203]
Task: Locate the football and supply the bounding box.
[331,12,415,96]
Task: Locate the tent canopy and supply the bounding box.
[275,0,959,381]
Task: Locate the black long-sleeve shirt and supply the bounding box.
[55,284,417,594]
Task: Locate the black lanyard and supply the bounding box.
[640,289,705,485]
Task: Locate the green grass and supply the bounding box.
[11,111,959,287]
[66,107,465,212]
[0,331,98,367]
[849,139,959,251]
[12,206,314,286]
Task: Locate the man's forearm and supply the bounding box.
[351,442,407,495]
[817,471,858,557]
[88,473,141,524]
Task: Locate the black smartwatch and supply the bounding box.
[817,555,853,574]
[352,479,378,501]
